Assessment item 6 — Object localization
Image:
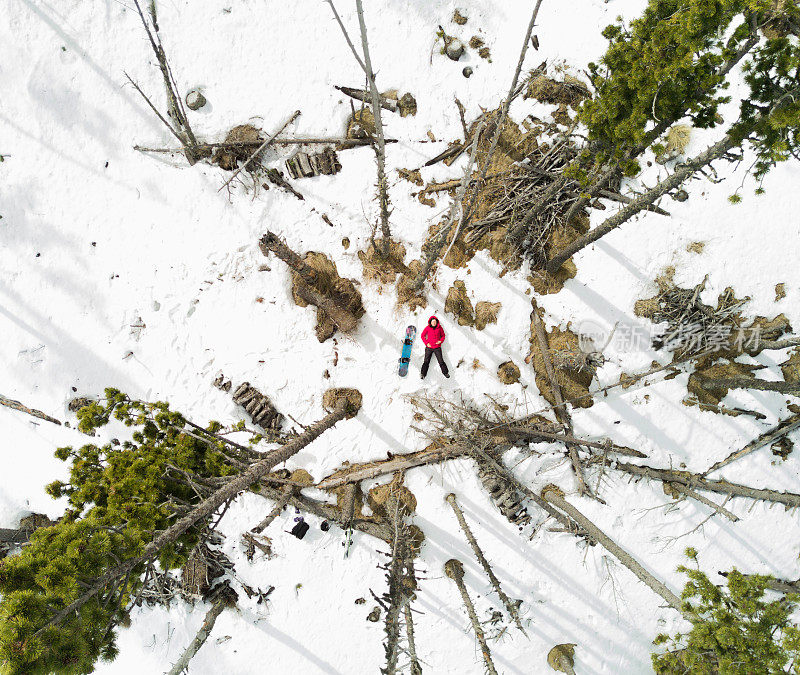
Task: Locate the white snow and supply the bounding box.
[2,0,800,673]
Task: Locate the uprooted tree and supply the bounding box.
[0,387,361,674]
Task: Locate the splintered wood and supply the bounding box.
[231,382,283,431]
[286,148,342,179]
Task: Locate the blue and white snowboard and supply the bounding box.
[398,325,417,377]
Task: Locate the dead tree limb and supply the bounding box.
[165,584,236,675]
[218,110,300,192]
[38,392,359,632]
[325,0,392,253]
[411,119,486,292]
[403,603,422,675]
[531,304,592,497]
[131,0,200,164]
[703,415,800,476]
[608,461,800,509]
[541,486,684,614]
[667,482,739,522]
[444,559,499,675]
[446,493,525,633]
[0,394,61,425]
[250,485,294,533]
[459,0,545,231]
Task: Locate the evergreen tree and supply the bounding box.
[547,1,800,272]
[653,549,800,674]
[0,389,237,674]
[577,0,763,175]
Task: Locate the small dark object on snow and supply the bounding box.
[672,189,689,202]
[213,373,232,392]
[462,66,473,78]
[185,89,207,111]
[289,521,309,539]
[366,606,381,622]
[531,35,539,50]
[320,520,331,532]
[286,148,341,179]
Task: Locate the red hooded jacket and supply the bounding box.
[421,316,446,348]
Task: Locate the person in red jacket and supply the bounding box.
[420,315,450,379]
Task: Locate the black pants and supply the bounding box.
[421,347,448,376]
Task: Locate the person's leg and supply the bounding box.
[421,347,433,377]
[434,347,449,376]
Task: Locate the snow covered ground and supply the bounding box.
[2,0,800,673]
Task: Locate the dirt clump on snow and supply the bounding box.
[775,283,786,301]
[346,107,375,139]
[474,301,501,330]
[686,241,705,254]
[445,280,475,326]
[524,73,590,109]
[396,259,428,310]
[213,124,262,171]
[358,238,408,284]
[398,168,423,186]
[497,360,521,384]
[453,9,468,24]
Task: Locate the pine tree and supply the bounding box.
[652,548,800,674]
[0,390,236,674]
[547,2,800,272]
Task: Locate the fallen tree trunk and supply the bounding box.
[0,393,61,425]
[259,231,359,332]
[316,444,467,490]
[444,559,499,675]
[471,448,587,537]
[667,482,739,522]
[609,461,800,509]
[165,584,236,675]
[40,391,360,630]
[542,486,684,614]
[446,493,525,633]
[698,377,800,395]
[531,305,591,497]
[703,415,800,476]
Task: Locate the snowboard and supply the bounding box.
[398,325,417,377]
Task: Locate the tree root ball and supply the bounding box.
[185,89,207,111]
[322,388,363,418]
[497,360,521,385]
[444,558,465,580]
